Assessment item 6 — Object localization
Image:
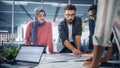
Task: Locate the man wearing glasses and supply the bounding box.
[88,5,97,51]
[58,4,82,56]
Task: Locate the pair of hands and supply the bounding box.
[72,49,82,56]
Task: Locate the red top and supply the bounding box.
[25,21,53,53]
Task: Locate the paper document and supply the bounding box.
[41,53,91,63]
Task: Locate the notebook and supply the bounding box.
[14,45,45,67]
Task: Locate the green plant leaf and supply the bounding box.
[2,44,20,60]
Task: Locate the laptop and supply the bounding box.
[14,45,45,68]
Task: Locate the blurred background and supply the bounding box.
[0,0,98,51]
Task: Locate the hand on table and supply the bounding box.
[72,49,82,57]
[51,52,59,54]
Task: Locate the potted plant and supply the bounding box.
[2,44,20,63]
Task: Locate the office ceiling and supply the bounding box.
[0,0,96,33]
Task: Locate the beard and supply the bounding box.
[67,19,74,24]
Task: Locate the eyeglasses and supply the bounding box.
[89,14,96,17]
[65,14,75,17]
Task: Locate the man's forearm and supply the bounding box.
[64,40,76,51]
[75,35,81,50]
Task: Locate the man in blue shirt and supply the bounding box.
[88,5,97,50]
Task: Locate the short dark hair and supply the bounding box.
[64,4,76,11]
[88,5,97,12]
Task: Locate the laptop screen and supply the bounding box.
[15,45,44,63]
